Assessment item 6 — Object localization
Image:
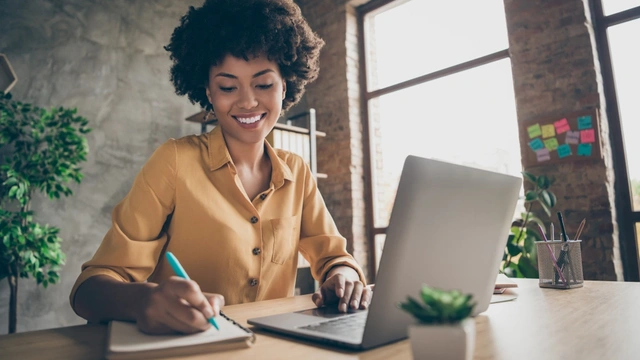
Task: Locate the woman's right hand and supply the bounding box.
[135,276,225,334]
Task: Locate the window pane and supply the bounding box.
[364,0,509,91]
[608,20,640,210]
[602,0,640,15]
[374,234,386,276]
[369,59,521,227]
[637,223,640,258]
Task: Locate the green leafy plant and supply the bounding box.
[0,92,91,333]
[398,285,475,324]
[501,171,557,279]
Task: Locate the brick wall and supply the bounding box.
[296,0,371,280]
[296,0,623,281]
[504,0,623,280]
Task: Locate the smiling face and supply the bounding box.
[205,54,286,146]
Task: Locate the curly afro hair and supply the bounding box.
[164,0,325,112]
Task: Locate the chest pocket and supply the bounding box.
[269,216,299,265]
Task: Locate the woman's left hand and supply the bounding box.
[312,266,373,313]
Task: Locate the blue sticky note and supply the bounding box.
[529,138,545,151]
[557,144,572,158]
[577,115,592,130]
[577,143,592,156]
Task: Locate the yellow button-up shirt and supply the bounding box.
[70,126,365,311]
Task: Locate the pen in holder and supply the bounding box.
[536,240,584,289]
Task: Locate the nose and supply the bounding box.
[237,88,258,110]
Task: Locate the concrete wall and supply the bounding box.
[0,0,202,334]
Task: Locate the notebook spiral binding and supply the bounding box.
[220,311,257,344]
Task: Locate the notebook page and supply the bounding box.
[109,315,251,353]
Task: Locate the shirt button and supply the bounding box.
[250,216,258,224]
[252,247,261,255]
[260,193,267,200]
[249,278,259,287]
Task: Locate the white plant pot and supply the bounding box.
[408,318,475,360]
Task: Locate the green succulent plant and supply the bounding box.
[398,285,476,324]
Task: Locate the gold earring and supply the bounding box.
[203,109,216,122]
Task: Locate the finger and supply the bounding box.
[331,274,346,298]
[163,304,210,334]
[205,293,225,316]
[311,290,324,307]
[360,286,373,309]
[162,295,212,332]
[166,277,215,320]
[349,282,364,309]
[339,281,354,313]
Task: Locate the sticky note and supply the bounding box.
[544,137,559,151]
[577,115,593,130]
[542,124,556,138]
[529,138,545,151]
[557,144,572,158]
[581,129,595,143]
[536,148,550,162]
[554,118,571,134]
[565,130,580,145]
[577,143,592,156]
[527,124,542,139]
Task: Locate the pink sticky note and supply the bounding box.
[554,118,570,134]
[581,129,595,143]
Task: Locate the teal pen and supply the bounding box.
[165,251,219,330]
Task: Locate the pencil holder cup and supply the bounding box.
[536,240,584,289]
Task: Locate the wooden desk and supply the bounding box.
[1,279,639,359]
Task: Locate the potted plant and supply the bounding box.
[0,91,91,333]
[501,171,557,278]
[399,285,476,360]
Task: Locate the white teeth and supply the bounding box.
[236,115,262,124]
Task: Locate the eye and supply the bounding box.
[257,84,273,90]
[219,86,235,92]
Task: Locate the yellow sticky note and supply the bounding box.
[544,137,559,151]
[542,124,556,138]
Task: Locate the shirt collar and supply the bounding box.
[207,126,233,171]
[207,126,294,187]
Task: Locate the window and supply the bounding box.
[358,0,521,273]
[608,20,640,211]
[592,1,640,280]
[602,0,640,15]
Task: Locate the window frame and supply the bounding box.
[590,1,640,281]
[356,0,511,275]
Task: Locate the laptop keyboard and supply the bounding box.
[297,312,367,339]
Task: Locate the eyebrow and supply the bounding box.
[214,69,275,79]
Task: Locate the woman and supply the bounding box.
[70,0,371,335]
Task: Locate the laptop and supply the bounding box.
[248,155,522,350]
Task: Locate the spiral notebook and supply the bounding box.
[105,312,255,359]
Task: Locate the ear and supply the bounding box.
[205,87,212,105]
[282,80,287,98]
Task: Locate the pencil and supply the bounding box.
[574,218,586,240]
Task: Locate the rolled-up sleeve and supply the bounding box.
[297,165,366,285]
[69,139,177,312]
